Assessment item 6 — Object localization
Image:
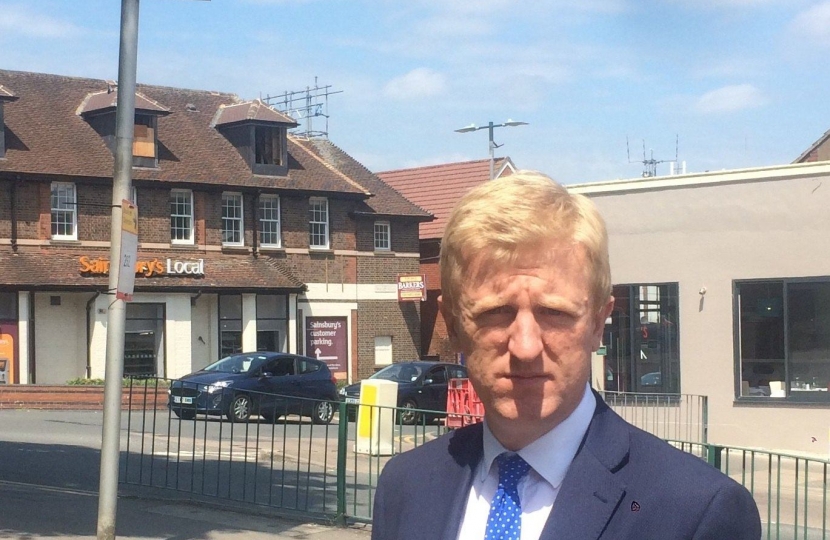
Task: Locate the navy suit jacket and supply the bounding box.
[371,391,761,540]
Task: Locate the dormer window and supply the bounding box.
[211,100,297,176]
[133,113,157,165]
[0,84,19,159]
[255,126,283,166]
[77,88,170,168]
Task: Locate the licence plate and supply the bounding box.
[345,397,359,404]
[173,396,193,404]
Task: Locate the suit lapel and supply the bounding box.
[540,392,630,540]
[426,423,483,540]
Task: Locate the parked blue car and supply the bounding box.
[168,352,339,424]
[339,361,468,425]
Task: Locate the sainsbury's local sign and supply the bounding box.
[79,256,205,277]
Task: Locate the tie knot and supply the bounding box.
[496,453,531,491]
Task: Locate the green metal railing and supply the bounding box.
[600,390,708,444]
[121,379,828,538]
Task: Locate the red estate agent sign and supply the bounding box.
[305,317,348,378]
[397,274,426,302]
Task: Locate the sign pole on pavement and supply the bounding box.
[97,0,139,538]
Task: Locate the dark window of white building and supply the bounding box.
[736,279,830,403]
[605,283,680,394]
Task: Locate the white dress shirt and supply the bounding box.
[456,383,596,540]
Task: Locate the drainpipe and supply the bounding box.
[85,291,101,378]
[10,176,18,252]
[252,190,260,258]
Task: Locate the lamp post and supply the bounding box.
[455,119,528,180]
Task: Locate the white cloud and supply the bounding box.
[382,68,447,100]
[789,1,830,47]
[0,3,80,38]
[695,84,767,114]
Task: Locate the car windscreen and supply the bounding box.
[370,363,423,383]
[202,354,270,374]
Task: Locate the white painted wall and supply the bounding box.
[190,294,215,372]
[34,293,88,384]
[164,295,192,379]
[17,292,30,384]
[577,170,830,456]
[242,293,257,352]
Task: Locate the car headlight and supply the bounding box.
[205,381,232,394]
[338,387,346,396]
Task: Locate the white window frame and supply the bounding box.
[50,182,77,240]
[170,189,194,245]
[309,197,329,249]
[258,195,281,248]
[222,192,244,247]
[374,221,391,251]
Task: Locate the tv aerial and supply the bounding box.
[627,135,682,177]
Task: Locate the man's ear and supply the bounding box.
[438,294,460,349]
[591,296,615,351]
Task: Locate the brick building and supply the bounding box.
[0,69,431,385]
[377,159,514,362]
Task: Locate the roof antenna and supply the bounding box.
[627,135,682,177]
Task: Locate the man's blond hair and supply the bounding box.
[439,170,611,317]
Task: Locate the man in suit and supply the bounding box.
[372,171,761,540]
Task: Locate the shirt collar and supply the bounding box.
[480,383,596,488]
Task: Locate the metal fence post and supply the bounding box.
[335,400,348,526]
[706,444,723,471]
[701,395,708,445]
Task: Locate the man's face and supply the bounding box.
[440,241,613,448]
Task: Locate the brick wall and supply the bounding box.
[356,256,420,284]
[0,385,168,410]
[138,186,171,244]
[0,180,9,238]
[355,300,421,380]
[77,183,112,242]
[355,218,420,253]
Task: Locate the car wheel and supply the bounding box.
[398,399,419,426]
[311,401,334,424]
[173,409,196,420]
[226,394,252,423]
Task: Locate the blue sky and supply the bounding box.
[3,0,830,183]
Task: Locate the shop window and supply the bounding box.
[50,182,77,240]
[256,294,287,352]
[309,197,329,249]
[374,221,391,251]
[169,189,193,244]
[605,283,680,394]
[219,295,243,358]
[0,292,17,320]
[124,303,164,377]
[258,195,281,247]
[736,279,830,403]
[221,192,243,246]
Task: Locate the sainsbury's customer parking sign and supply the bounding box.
[305,317,348,378]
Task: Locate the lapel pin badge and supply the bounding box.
[631,501,641,512]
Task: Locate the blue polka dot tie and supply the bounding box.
[484,453,531,540]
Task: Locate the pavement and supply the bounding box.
[0,479,371,540]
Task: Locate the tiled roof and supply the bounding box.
[0,247,305,291]
[0,84,17,102]
[212,100,297,127]
[794,128,830,163]
[77,89,171,116]
[306,139,432,220]
[0,70,375,198]
[377,158,514,239]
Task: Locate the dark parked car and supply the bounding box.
[168,352,339,424]
[339,361,467,425]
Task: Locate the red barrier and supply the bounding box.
[446,378,484,428]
